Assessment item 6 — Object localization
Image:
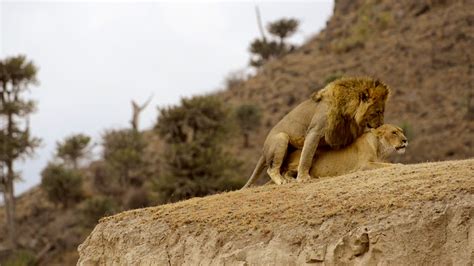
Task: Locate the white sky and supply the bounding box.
[0,1,334,195]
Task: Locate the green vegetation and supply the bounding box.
[101,129,147,187]
[40,134,91,208]
[40,163,84,208]
[80,196,118,226]
[56,133,91,169]
[3,249,36,266]
[154,95,242,203]
[124,188,150,210]
[0,55,40,248]
[235,104,262,147]
[249,18,299,68]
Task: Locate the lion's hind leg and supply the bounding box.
[266,133,292,185]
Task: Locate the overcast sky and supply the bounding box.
[0,1,334,195]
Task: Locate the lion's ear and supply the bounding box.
[372,128,383,138]
[311,89,324,102]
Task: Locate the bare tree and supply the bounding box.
[130,94,153,131]
[255,6,267,42]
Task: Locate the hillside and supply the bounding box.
[220,0,474,173]
[1,0,474,264]
[78,159,474,265]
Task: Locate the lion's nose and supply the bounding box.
[402,139,407,144]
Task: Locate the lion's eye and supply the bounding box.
[392,131,397,134]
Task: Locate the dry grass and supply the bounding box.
[102,159,474,236]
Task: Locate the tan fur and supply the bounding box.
[281,124,408,179]
[242,77,390,189]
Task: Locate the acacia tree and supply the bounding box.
[249,17,299,68]
[267,18,299,46]
[0,55,40,248]
[56,133,91,169]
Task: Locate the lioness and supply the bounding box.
[281,124,408,180]
[242,77,390,188]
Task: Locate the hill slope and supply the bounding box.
[221,0,474,172]
[78,159,474,265]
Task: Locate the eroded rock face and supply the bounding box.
[78,159,474,265]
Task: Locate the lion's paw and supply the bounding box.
[296,175,312,183]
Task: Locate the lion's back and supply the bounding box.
[298,134,372,177]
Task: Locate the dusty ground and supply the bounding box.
[78,158,474,265]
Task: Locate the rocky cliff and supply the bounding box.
[78,159,474,265]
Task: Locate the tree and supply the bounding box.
[40,163,83,208]
[249,16,300,68]
[249,39,282,68]
[56,134,91,169]
[130,94,153,131]
[154,95,241,202]
[0,55,40,248]
[267,18,299,46]
[235,104,262,148]
[101,129,146,187]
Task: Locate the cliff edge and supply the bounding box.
[78,159,474,265]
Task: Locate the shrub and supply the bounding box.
[3,249,36,266]
[154,142,241,203]
[90,161,123,197]
[40,163,83,208]
[224,70,247,90]
[156,95,233,144]
[101,129,146,186]
[124,188,150,210]
[235,104,262,147]
[80,196,118,227]
[154,95,241,203]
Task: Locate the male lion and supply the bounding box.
[280,124,408,180]
[242,77,390,189]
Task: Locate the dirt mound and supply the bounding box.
[78,159,474,265]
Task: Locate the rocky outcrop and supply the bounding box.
[78,159,474,265]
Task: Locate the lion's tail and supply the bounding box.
[241,156,265,189]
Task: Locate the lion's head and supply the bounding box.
[373,124,408,155]
[312,77,390,149]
